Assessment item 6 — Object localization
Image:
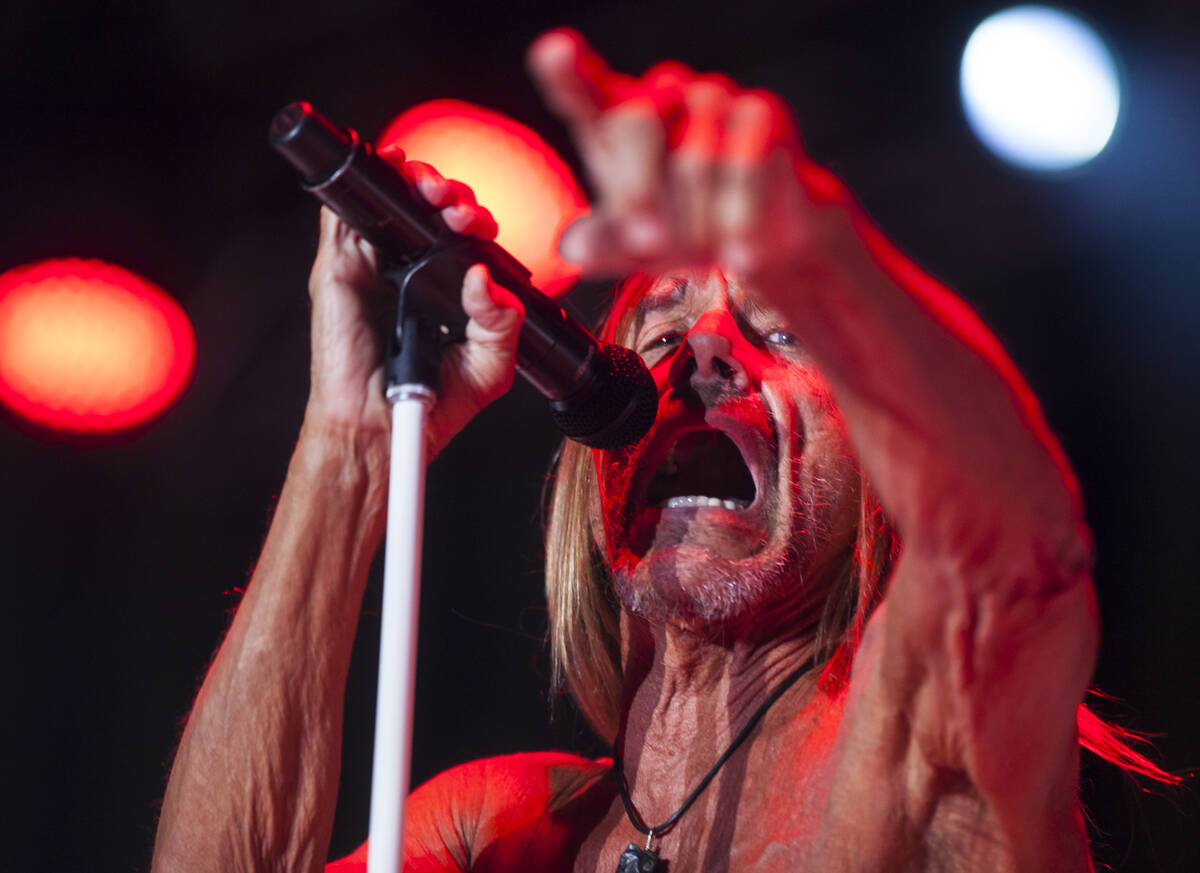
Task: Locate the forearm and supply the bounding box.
[794,198,1100,821]
[763,190,1086,557]
[153,421,388,873]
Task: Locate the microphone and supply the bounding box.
[269,101,657,450]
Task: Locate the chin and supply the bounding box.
[609,538,802,631]
[600,455,858,635]
[595,376,859,634]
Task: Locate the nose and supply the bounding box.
[669,310,751,405]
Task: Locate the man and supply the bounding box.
[152,29,1157,873]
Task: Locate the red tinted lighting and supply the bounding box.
[0,259,195,432]
[378,100,587,297]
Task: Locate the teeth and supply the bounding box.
[665,496,698,509]
[663,496,747,510]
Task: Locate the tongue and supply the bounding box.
[645,430,756,506]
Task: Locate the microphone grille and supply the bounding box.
[549,342,657,449]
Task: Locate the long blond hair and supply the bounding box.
[546,436,896,741]
[543,276,1177,784]
[543,272,898,740]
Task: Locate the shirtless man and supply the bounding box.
[152,29,1109,872]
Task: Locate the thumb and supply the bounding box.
[462,263,524,340]
[424,265,525,458]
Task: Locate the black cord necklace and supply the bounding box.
[612,656,817,873]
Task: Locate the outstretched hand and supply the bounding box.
[306,30,851,462]
[526,28,847,283]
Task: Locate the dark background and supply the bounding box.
[3,1,1197,870]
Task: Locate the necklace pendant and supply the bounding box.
[616,842,661,873]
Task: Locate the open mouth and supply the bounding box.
[643,429,758,511]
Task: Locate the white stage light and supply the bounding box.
[961,5,1121,171]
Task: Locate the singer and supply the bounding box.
[151,29,1172,873]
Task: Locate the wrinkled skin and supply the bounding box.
[595,269,860,636]
[153,27,1098,873]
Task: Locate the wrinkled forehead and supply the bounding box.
[605,267,773,344]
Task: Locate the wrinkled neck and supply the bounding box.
[613,610,820,830]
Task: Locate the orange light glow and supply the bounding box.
[0,259,195,432]
[378,100,588,298]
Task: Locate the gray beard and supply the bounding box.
[608,457,856,635]
[610,547,795,628]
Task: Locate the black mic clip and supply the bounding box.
[382,262,456,398]
[383,230,537,397]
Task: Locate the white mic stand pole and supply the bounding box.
[366,306,443,873]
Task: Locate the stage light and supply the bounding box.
[0,259,195,433]
[961,5,1121,172]
[378,100,587,297]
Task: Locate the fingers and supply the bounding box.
[311,206,381,294]
[552,85,810,275]
[670,74,735,256]
[559,214,650,276]
[442,201,498,239]
[712,91,809,269]
[317,203,354,254]
[530,30,824,279]
[406,162,499,241]
[721,89,800,166]
[711,93,781,253]
[599,97,671,222]
[407,161,476,208]
[529,30,683,258]
[527,28,630,123]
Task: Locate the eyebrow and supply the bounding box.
[632,277,690,334]
[738,294,776,325]
[632,275,782,326]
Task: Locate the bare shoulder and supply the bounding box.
[327,752,613,873]
[436,750,613,827]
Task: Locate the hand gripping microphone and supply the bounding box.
[269,101,657,450]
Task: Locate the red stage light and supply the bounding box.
[378,100,588,298]
[0,259,195,432]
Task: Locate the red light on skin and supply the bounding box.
[0,259,195,432]
[378,100,588,298]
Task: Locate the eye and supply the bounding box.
[765,329,797,347]
[639,332,684,355]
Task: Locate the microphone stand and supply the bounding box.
[367,277,447,873]
[268,101,656,873]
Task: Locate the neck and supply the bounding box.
[615,612,820,832]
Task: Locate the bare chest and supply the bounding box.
[566,724,1007,873]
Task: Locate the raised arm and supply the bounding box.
[152,167,523,873]
[528,28,1097,866]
